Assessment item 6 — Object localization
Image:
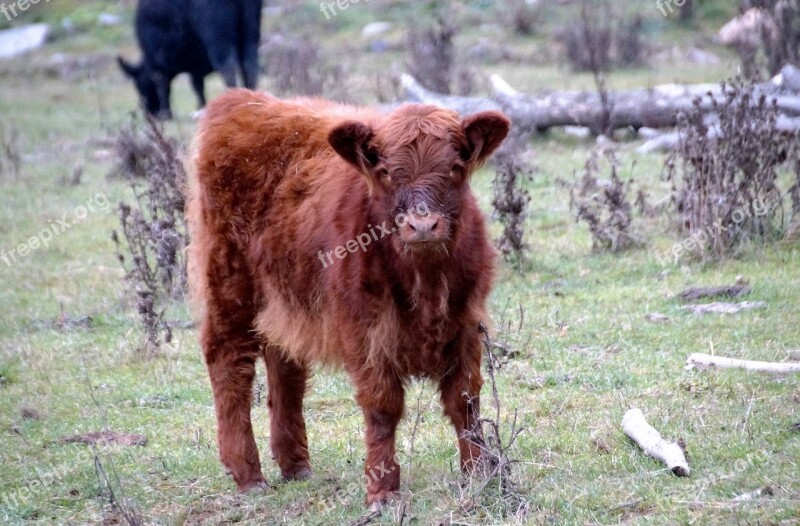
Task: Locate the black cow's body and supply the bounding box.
[118,0,263,119]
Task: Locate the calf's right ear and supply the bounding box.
[117,56,140,79]
[328,121,381,177]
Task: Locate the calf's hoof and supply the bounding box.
[365,489,398,508]
[282,467,313,482]
[238,477,271,494]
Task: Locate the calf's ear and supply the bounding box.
[117,56,140,79]
[461,111,511,166]
[328,121,381,175]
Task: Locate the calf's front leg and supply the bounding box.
[439,334,484,473]
[353,369,404,506]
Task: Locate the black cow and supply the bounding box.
[118,0,263,119]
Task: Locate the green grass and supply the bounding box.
[1,1,798,524]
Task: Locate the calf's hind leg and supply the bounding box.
[204,330,266,491]
[200,247,266,491]
[263,348,312,480]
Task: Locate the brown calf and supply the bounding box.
[187,89,509,505]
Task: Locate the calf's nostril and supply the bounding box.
[408,222,417,232]
[431,219,439,231]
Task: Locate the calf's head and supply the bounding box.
[117,57,170,120]
[328,105,509,257]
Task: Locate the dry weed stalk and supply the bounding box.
[491,141,533,268]
[455,323,528,519]
[111,116,188,353]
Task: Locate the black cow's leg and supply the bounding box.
[154,74,172,120]
[191,73,207,109]
[209,47,239,88]
[239,0,262,89]
[240,43,259,90]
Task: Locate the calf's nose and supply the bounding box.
[406,214,442,243]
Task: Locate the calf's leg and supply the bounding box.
[204,332,266,491]
[439,335,484,473]
[200,246,265,491]
[354,369,404,506]
[263,348,312,480]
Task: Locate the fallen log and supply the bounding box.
[401,64,800,137]
[638,113,800,153]
[677,285,751,302]
[685,353,800,373]
[622,408,690,477]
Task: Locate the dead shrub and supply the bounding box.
[616,15,646,68]
[559,4,612,73]
[373,71,404,104]
[558,2,646,72]
[406,12,456,94]
[505,0,542,36]
[664,78,800,259]
[491,133,534,268]
[0,121,22,181]
[570,151,642,252]
[769,0,800,74]
[260,34,345,98]
[107,113,167,180]
[111,116,188,354]
[724,1,799,79]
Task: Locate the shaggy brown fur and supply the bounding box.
[187,89,509,505]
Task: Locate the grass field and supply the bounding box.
[0,1,798,524]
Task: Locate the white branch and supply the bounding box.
[622,408,690,477]
[680,301,766,315]
[685,353,800,373]
[490,74,518,97]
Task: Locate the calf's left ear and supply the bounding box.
[461,111,511,166]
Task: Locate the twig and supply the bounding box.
[83,367,144,525]
[11,426,30,446]
[348,509,382,526]
[741,394,755,437]
[93,447,142,526]
[469,323,527,502]
[405,381,426,488]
